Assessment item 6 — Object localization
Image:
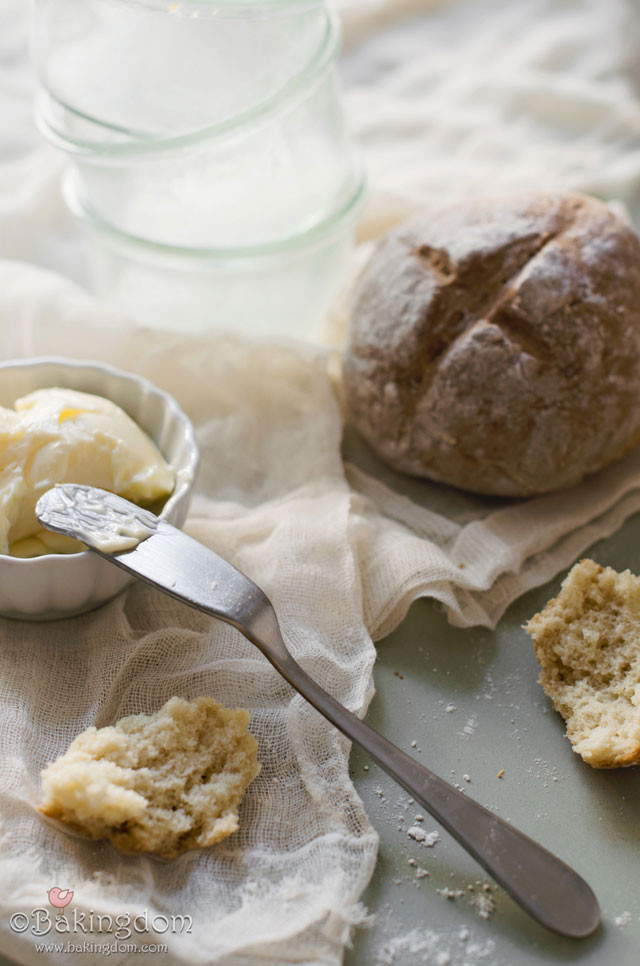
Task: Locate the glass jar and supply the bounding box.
[66,167,365,340]
[34,0,366,340]
[37,13,358,248]
[32,0,330,138]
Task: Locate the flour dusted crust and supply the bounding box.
[343,193,640,496]
[40,696,260,858]
[525,559,640,768]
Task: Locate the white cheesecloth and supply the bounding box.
[1,0,640,963]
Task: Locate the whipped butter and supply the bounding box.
[37,484,159,554]
[0,388,174,557]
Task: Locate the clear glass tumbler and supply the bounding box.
[38,12,359,249]
[66,167,365,339]
[33,0,366,339]
[32,0,330,138]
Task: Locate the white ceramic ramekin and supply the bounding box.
[0,357,198,620]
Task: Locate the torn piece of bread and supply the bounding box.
[40,696,260,857]
[525,559,640,768]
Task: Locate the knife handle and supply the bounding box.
[247,601,599,940]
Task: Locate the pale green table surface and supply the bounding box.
[344,543,640,965]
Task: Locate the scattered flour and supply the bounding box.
[461,716,478,737]
[614,911,631,928]
[471,891,495,920]
[375,925,496,965]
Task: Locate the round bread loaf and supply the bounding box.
[343,193,640,496]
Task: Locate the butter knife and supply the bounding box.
[36,483,600,939]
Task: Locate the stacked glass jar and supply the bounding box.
[32,0,364,339]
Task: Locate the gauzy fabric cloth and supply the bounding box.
[2,0,640,964]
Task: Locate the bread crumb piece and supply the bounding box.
[407,826,427,843]
[525,558,640,767]
[437,887,464,900]
[407,826,439,847]
[40,696,260,858]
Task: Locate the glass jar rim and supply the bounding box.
[36,9,341,159]
[105,0,327,11]
[65,164,366,263]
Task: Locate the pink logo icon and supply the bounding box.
[47,888,74,910]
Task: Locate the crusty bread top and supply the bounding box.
[343,193,640,496]
[525,559,640,768]
[40,696,260,858]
